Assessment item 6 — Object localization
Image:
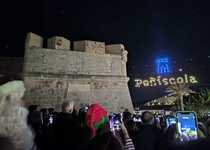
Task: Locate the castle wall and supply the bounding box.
[23,76,132,112]
[24,48,127,77]
[23,33,133,112]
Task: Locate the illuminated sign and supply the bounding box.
[156,58,170,74]
[135,74,198,88]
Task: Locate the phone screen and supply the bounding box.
[176,112,198,142]
[166,116,177,128]
[109,114,122,130]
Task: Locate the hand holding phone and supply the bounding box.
[166,116,177,128]
[109,114,122,131]
[176,111,198,142]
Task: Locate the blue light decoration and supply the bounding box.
[156,58,170,74]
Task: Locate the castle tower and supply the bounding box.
[23,33,133,112]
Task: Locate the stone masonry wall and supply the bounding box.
[23,33,133,112]
[24,48,127,77]
[23,76,132,112]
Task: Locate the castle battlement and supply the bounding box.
[25,32,128,59]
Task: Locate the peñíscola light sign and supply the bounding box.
[134,74,198,88]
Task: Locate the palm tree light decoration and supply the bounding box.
[165,84,195,111]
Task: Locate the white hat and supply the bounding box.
[0,80,25,98]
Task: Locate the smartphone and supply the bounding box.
[166,116,177,128]
[109,114,122,130]
[176,111,198,142]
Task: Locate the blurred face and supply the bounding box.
[143,112,154,124]
[66,102,74,113]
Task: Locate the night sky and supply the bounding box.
[0,0,210,105]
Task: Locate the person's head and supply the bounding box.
[40,108,47,114]
[203,113,209,121]
[123,110,132,123]
[0,81,25,106]
[28,105,38,113]
[86,103,108,137]
[48,108,55,114]
[61,101,74,113]
[0,81,34,150]
[141,111,155,125]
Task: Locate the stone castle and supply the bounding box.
[23,32,133,112]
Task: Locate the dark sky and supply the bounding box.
[0,0,210,105]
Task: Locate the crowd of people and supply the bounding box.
[0,80,210,150]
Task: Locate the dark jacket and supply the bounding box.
[53,112,81,150]
[133,124,161,150]
[87,131,124,150]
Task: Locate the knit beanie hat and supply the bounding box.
[86,103,108,137]
[0,81,25,98]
